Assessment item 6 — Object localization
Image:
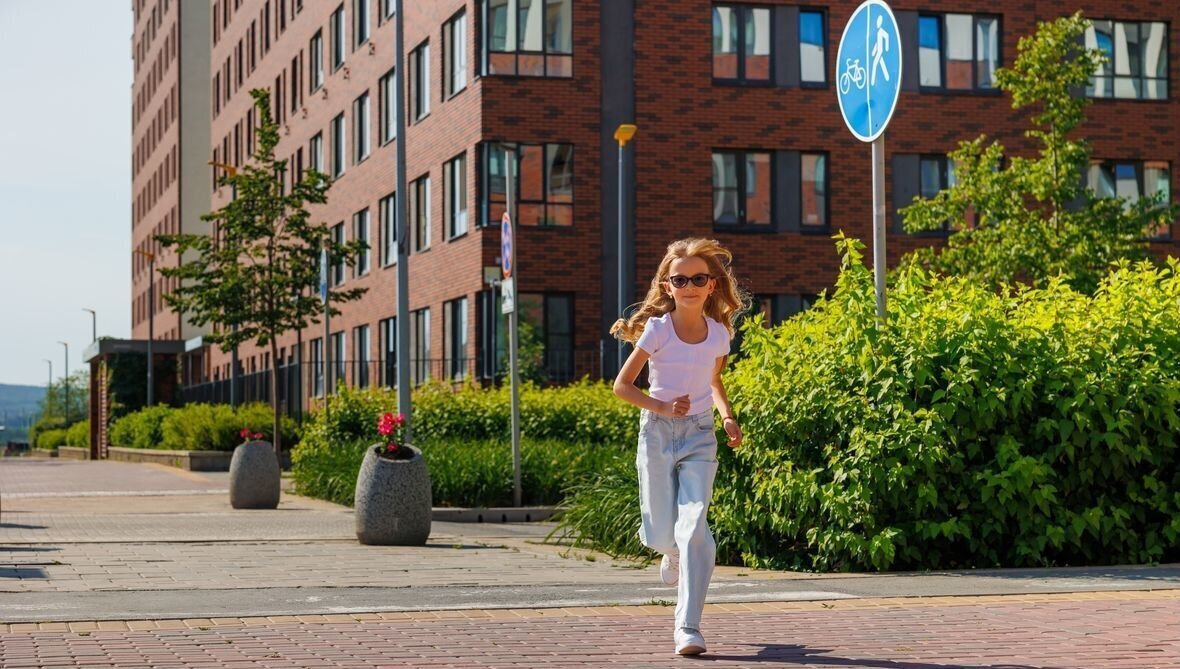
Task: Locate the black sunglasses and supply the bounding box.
[667,273,713,289]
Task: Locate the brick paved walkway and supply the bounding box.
[2,591,1177,668]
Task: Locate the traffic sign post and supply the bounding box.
[837,0,901,320]
[502,159,522,508]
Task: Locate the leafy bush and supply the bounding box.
[109,405,174,450]
[557,238,1180,572]
[34,428,69,450]
[65,420,90,447]
[110,403,297,451]
[291,383,638,507]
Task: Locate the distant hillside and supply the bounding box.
[0,383,45,419]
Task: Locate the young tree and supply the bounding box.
[900,13,1176,293]
[158,90,366,453]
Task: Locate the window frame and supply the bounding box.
[330,4,346,71]
[353,207,370,276]
[480,142,575,228]
[310,30,324,92]
[379,67,397,145]
[445,152,469,239]
[353,91,370,163]
[331,222,346,284]
[711,149,774,230]
[480,0,574,78]
[799,151,830,232]
[380,191,398,266]
[409,40,431,122]
[331,112,346,178]
[1087,158,1174,239]
[917,12,1002,94]
[411,174,432,252]
[353,323,371,388]
[711,3,774,86]
[444,296,469,381]
[444,10,469,99]
[353,0,369,49]
[1085,19,1170,101]
[798,7,828,88]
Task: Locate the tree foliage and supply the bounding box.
[158,89,366,450]
[901,13,1176,293]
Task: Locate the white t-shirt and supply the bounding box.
[635,313,731,415]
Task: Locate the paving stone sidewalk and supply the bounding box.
[3,458,1180,667]
[1,592,1177,668]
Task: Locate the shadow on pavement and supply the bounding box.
[0,546,58,552]
[0,567,48,580]
[0,523,47,530]
[703,645,1063,668]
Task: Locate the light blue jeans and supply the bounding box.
[636,408,719,630]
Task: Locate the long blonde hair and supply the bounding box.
[610,238,747,343]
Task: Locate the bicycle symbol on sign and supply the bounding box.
[839,58,867,95]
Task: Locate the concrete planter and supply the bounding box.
[229,441,281,509]
[354,444,431,545]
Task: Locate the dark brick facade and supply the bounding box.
[166,0,1177,401]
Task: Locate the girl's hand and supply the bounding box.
[723,417,742,449]
[663,394,691,417]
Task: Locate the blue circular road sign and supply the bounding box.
[500,212,513,278]
[836,0,902,142]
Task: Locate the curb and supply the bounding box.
[431,506,560,523]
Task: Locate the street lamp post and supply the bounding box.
[56,341,69,424]
[614,124,637,374]
[134,249,156,407]
[42,359,52,415]
[82,308,96,342]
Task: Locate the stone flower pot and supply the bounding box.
[354,444,432,545]
[229,440,281,509]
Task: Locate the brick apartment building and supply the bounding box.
[133,0,1178,415]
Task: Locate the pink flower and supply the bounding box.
[240,428,251,440]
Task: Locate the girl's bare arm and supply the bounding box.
[710,355,742,447]
[613,347,684,416]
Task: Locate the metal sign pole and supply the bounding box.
[872,136,886,319]
[506,153,522,508]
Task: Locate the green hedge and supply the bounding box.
[109,403,297,451]
[65,420,90,447]
[290,383,638,507]
[559,240,1180,571]
[34,428,69,450]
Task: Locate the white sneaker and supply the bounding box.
[675,627,706,655]
[659,553,679,586]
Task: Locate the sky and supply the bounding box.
[0,2,132,387]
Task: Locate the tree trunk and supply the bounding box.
[269,338,282,456]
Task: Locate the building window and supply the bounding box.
[354,208,370,275]
[290,55,301,114]
[411,307,431,385]
[409,41,431,121]
[379,68,397,144]
[712,4,771,83]
[330,4,346,71]
[445,153,468,238]
[482,142,574,227]
[353,0,369,48]
[801,152,828,229]
[483,0,572,77]
[712,151,772,228]
[444,296,469,380]
[518,292,574,382]
[445,11,468,97]
[381,0,394,22]
[379,316,397,386]
[1087,160,1172,238]
[380,192,397,265]
[353,324,371,388]
[1085,21,1168,100]
[331,222,346,284]
[918,13,1000,91]
[331,331,346,389]
[310,337,324,396]
[331,112,346,178]
[411,175,431,252]
[309,132,323,173]
[353,91,370,163]
[799,10,827,85]
[310,31,324,91]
